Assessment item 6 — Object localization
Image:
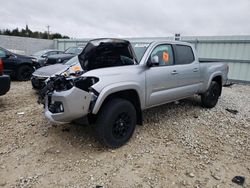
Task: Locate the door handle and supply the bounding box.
[171,70,178,75]
[193,68,199,72]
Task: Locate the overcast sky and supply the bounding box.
[1,0,250,38]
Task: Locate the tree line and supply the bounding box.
[0,25,70,39]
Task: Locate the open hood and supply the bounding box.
[78,38,138,71]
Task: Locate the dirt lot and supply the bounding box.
[0,82,249,188]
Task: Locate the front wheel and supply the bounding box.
[95,98,136,148]
[201,81,221,108]
[16,65,34,81]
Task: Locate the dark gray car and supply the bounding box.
[31,49,64,67]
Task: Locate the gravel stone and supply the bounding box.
[0,82,249,187]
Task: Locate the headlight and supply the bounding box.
[32,58,38,62]
[74,77,99,91]
[57,59,62,63]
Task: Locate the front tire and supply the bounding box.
[95,98,136,148]
[16,65,34,81]
[201,81,221,108]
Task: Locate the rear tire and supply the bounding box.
[16,65,34,81]
[201,81,221,108]
[95,98,136,148]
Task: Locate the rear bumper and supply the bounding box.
[44,87,92,124]
[0,75,11,96]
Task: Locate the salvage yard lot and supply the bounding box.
[0,82,249,187]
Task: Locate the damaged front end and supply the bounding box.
[38,74,99,124]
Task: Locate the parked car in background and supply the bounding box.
[38,38,229,148]
[0,59,10,96]
[44,46,85,66]
[31,57,82,90]
[31,49,64,67]
[0,47,39,81]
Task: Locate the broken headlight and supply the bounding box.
[74,77,99,92]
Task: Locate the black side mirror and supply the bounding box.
[147,55,159,67]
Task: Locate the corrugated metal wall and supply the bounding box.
[0,35,54,55]
[54,35,250,83]
[183,35,250,82]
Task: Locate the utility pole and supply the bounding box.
[46,25,50,39]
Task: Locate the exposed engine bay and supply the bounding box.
[38,74,99,105]
[38,38,136,105]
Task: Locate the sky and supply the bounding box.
[0,0,250,38]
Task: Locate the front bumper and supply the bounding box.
[44,86,92,124]
[0,75,11,96]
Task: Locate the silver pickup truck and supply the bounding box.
[39,38,228,148]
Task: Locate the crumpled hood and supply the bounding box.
[32,64,70,77]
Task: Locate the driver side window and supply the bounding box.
[151,44,174,66]
[0,49,6,58]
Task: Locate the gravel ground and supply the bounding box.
[0,81,249,188]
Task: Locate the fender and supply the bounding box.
[204,71,222,91]
[92,82,144,114]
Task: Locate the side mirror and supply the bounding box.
[42,54,48,58]
[147,55,159,67]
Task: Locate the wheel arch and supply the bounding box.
[15,62,34,72]
[212,75,222,96]
[206,72,223,95]
[15,63,34,80]
[92,85,143,125]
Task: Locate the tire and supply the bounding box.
[16,65,34,81]
[95,98,137,148]
[201,81,221,108]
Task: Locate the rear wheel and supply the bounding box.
[16,65,34,81]
[201,81,221,108]
[95,98,136,148]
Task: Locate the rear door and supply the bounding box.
[145,44,180,107]
[172,44,201,98]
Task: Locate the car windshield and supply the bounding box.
[65,47,84,55]
[79,39,135,71]
[32,50,49,57]
[131,42,150,61]
[64,56,78,66]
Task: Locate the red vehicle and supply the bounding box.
[0,59,10,96]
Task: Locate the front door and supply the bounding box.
[145,44,180,107]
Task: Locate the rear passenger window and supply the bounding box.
[175,45,194,64]
[150,44,174,66]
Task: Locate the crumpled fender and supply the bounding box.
[91,82,144,114]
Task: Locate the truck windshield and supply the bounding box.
[78,39,136,71]
[131,42,150,61]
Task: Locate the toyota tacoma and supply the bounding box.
[38,38,229,148]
